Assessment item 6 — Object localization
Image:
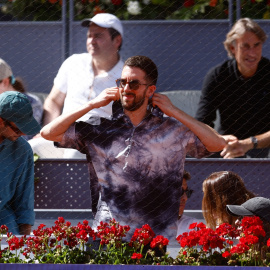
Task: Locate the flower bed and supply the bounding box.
[0,216,270,266]
[1,0,270,21]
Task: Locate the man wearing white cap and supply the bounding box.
[0,91,41,235]
[30,13,124,158]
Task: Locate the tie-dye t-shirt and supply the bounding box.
[56,103,211,240]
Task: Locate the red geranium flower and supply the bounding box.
[184,0,195,8]
[111,0,122,5]
[129,224,155,248]
[0,225,8,234]
[94,6,105,15]
[189,222,197,230]
[96,219,130,247]
[209,0,218,7]
[230,243,250,254]
[131,253,143,260]
[239,235,259,246]
[216,223,240,238]
[222,250,232,258]
[48,0,58,4]
[150,235,169,249]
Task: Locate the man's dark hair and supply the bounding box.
[183,170,191,181]
[124,56,158,86]
[108,28,122,51]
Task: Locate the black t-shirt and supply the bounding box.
[196,57,270,140]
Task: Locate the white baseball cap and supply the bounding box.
[0,58,13,81]
[81,13,123,37]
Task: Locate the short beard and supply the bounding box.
[121,89,147,112]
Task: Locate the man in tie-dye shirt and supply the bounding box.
[41,56,225,240]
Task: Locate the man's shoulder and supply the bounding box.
[204,59,234,83]
[259,57,270,69]
[1,137,33,157]
[110,58,125,75]
[163,115,185,127]
[64,53,91,65]
[15,137,33,153]
[207,59,233,75]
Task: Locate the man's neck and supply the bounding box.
[238,64,258,79]
[92,54,119,76]
[125,107,150,127]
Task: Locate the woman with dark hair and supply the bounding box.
[202,171,256,229]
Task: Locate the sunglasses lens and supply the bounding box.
[116,79,141,90]
[181,189,193,198]
[129,81,140,90]
[187,190,193,198]
[116,79,125,88]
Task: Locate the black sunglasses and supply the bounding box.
[180,188,194,199]
[116,79,149,90]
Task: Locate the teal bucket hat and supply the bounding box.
[0,91,41,135]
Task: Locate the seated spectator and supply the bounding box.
[0,91,40,235]
[0,59,43,140]
[221,130,270,159]
[29,13,124,159]
[227,197,270,249]
[176,170,199,237]
[202,171,256,229]
[195,18,270,158]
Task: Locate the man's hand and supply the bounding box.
[152,93,176,116]
[91,87,120,109]
[32,133,42,139]
[41,87,120,142]
[152,92,225,152]
[222,134,238,143]
[221,136,252,159]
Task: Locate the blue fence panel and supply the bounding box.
[34,159,270,211]
[0,22,64,94]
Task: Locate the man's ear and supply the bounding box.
[230,45,236,56]
[147,85,156,98]
[114,35,122,50]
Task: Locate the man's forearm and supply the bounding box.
[171,106,226,152]
[152,93,226,152]
[242,130,270,150]
[41,87,120,142]
[41,101,94,142]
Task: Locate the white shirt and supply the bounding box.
[54,53,124,121]
[176,214,199,237]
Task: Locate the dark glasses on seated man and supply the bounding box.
[180,188,194,199]
[116,79,150,90]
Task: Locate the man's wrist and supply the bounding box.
[239,138,253,154]
[250,136,258,149]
